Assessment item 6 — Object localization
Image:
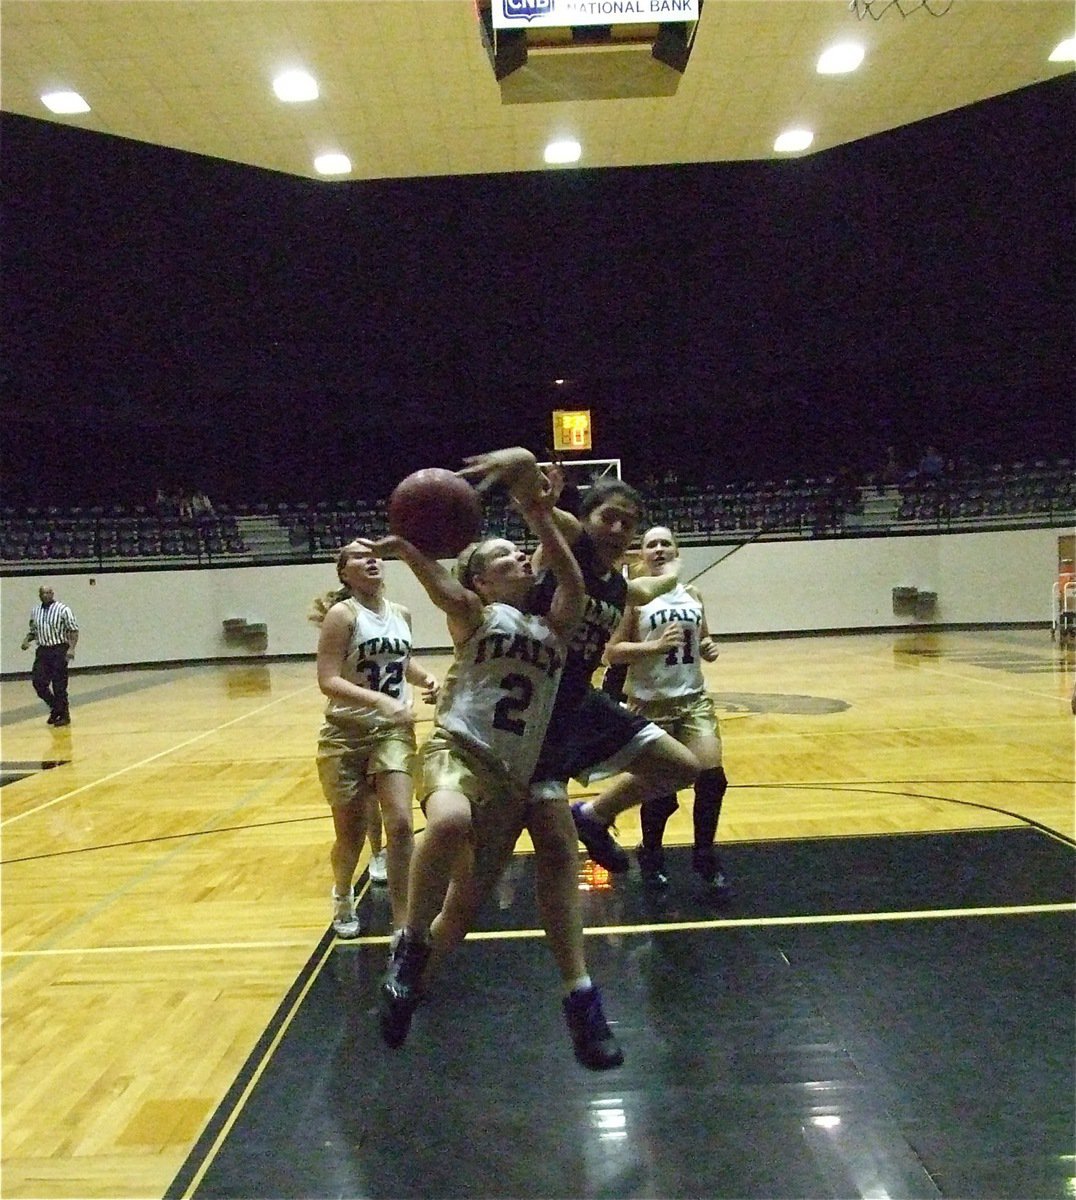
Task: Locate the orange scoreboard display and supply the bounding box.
[552,409,592,453]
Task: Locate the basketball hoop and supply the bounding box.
[850,0,954,18]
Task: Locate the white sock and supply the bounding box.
[565,974,592,996]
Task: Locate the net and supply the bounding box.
[850,0,954,18]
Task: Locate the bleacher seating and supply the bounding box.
[0,509,249,568]
[277,499,391,554]
[891,459,1075,531]
[2,459,1072,571]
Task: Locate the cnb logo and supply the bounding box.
[502,0,554,21]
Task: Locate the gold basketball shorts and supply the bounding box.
[418,727,528,890]
[626,691,722,761]
[316,720,417,808]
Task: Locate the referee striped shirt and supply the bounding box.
[27,601,78,647]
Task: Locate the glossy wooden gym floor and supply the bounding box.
[2,627,1073,1199]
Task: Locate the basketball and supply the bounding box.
[388,468,483,559]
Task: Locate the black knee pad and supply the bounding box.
[695,767,727,808]
[693,768,728,845]
[640,792,678,849]
[643,792,679,823]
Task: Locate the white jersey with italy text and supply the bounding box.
[436,602,568,789]
[324,597,413,728]
[625,582,706,703]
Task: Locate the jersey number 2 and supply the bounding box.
[493,673,533,736]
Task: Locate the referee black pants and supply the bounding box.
[32,644,70,719]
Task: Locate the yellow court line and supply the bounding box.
[344,901,1075,945]
[178,936,339,1200]
[16,902,1069,960]
[587,901,1076,936]
[0,682,318,828]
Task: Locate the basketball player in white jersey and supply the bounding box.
[458,447,698,874]
[604,525,731,895]
[311,542,440,939]
[369,484,624,1069]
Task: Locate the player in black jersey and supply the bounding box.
[461,448,699,872]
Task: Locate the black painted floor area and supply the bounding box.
[172,828,1076,1200]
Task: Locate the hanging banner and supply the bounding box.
[492,0,699,31]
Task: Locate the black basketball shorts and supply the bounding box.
[531,687,665,792]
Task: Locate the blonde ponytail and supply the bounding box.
[307,586,350,625]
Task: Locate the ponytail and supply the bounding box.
[307,586,351,625]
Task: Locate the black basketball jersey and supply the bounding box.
[529,531,639,783]
[530,530,628,707]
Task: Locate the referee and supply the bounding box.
[20,586,79,726]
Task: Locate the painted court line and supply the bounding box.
[175,936,339,1200]
[0,682,317,828]
[13,903,1069,960]
[1,938,318,960]
[340,901,1075,946]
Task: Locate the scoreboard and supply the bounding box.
[552,409,593,452]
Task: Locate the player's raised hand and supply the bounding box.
[459,447,541,498]
[360,534,417,560]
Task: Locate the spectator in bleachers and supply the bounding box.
[877,445,904,489]
[917,445,945,481]
[154,486,180,517]
[189,488,216,521]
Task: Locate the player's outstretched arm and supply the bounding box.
[515,492,585,639]
[460,447,581,543]
[360,536,481,646]
[459,447,543,498]
[625,557,680,605]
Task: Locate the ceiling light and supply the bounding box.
[314,153,351,176]
[544,139,581,165]
[40,91,90,114]
[774,129,814,153]
[1048,37,1075,62]
[817,43,865,74]
[273,70,319,103]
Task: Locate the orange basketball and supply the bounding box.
[388,468,483,559]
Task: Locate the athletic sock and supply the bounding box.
[640,793,677,850]
[693,768,728,849]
